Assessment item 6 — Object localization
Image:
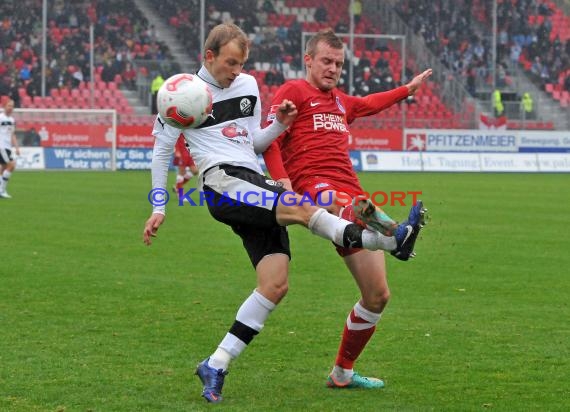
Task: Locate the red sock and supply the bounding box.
[335,303,380,369]
[176,178,189,190]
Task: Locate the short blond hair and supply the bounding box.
[305,29,344,57]
[204,23,248,57]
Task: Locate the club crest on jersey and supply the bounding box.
[240,98,253,116]
[336,96,346,114]
[266,104,279,122]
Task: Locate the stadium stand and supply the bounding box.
[148,0,462,128]
[0,0,175,114]
[395,0,569,112]
[2,0,566,129]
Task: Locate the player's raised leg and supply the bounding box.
[276,201,403,253]
[354,198,428,261]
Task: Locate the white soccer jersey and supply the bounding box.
[150,67,287,213]
[0,112,16,149]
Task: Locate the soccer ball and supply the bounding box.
[157,73,213,129]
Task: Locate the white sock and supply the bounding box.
[2,170,11,192]
[235,289,275,330]
[362,230,397,251]
[176,174,184,183]
[331,365,354,382]
[353,301,382,325]
[309,208,397,251]
[308,208,348,245]
[212,290,276,371]
[208,347,232,371]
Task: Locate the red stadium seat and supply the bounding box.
[21,96,32,107]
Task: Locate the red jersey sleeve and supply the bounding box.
[341,86,409,123]
[263,140,288,180]
[262,82,300,180]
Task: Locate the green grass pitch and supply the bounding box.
[1,171,569,411]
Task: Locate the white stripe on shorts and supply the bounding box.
[203,168,276,211]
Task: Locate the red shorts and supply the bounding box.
[174,135,195,167]
[296,177,365,257]
[296,177,362,201]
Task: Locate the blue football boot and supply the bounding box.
[195,357,228,403]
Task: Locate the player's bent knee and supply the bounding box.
[379,289,391,304]
[275,282,289,300]
[362,288,391,311]
[260,282,289,304]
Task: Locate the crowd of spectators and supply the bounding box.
[156,0,305,74]
[0,0,174,107]
[493,0,569,91]
[395,0,570,96]
[0,0,430,109]
[2,0,567,116]
[154,0,405,96]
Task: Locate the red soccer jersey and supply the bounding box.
[264,79,409,196]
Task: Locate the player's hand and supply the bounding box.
[406,68,433,96]
[277,178,293,191]
[275,99,298,127]
[143,213,165,246]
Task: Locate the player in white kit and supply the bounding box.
[0,99,20,199]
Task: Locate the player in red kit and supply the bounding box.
[263,29,432,389]
[173,134,199,192]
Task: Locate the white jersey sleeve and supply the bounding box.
[150,115,178,214]
[251,119,288,154]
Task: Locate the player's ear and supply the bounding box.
[304,54,312,69]
[204,49,215,63]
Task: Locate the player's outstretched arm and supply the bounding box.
[143,213,165,245]
[405,68,433,95]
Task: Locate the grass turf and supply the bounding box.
[1,171,569,411]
